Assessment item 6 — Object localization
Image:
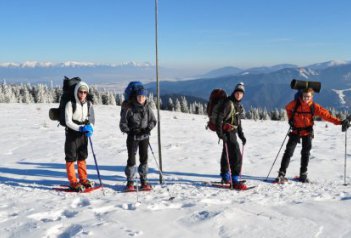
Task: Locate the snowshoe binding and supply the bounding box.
[69,182,86,193]
[81,179,95,188]
[295,173,310,183]
[274,175,288,184]
[140,181,152,191]
[124,181,136,192]
[232,180,248,190]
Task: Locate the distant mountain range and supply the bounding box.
[146,60,351,110]
[2,60,351,109]
[0,61,194,87]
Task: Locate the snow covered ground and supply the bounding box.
[0,104,350,238]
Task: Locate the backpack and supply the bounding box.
[206,89,229,131]
[49,76,91,127]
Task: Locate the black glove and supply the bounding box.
[342,119,350,132]
[239,134,246,145]
[130,128,141,135]
[216,130,227,142]
[288,119,294,128]
[141,128,151,134]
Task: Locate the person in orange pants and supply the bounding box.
[64,81,95,192]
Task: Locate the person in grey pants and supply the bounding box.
[120,87,157,190]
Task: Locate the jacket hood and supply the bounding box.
[74,81,90,102]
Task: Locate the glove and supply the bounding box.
[342,119,350,132]
[239,134,246,145]
[288,119,294,128]
[141,128,151,134]
[79,124,94,137]
[129,128,141,136]
[216,130,227,142]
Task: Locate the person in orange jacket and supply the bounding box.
[275,87,346,183]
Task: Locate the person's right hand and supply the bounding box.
[79,124,94,137]
[342,119,350,132]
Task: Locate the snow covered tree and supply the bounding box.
[116,93,124,105]
[107,92,116,105]
[174,98,181,112]
[180,96,189,113]
[167,98,174,111]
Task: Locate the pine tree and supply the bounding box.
[108,92,116,105]
[180,96,189,113]
[175,98,181,112]
[167,98,174,111]
[2,84,16,103]
[148,93,156,109]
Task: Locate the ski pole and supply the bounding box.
[240,144,245,179]
[265,127,290,181]
[345,130,348,186]
[88,137,103,188]
[133,167,140,203]
[148,142,164,182]
[148,142,175,200]
[224,141,233,189]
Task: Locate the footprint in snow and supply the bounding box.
[58,224,89,238]
[28,209,78,223]
[28,210,63,222]
[121,202,141,210]
[70,197,91,208]
[124,228,143,237]
[179,210,221,225]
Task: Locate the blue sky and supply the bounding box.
[0,0,350,70]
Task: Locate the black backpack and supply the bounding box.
[49,76,91,127]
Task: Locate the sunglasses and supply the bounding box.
[78,91,88,95]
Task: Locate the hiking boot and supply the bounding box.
[125,181,135,191]
[299,173,309,183]
[69,182,85,192]
[141,181,152,190]
[232,181,247,190]
[220,172,231,184]
[80,179,95,188]
[274,175,288,184]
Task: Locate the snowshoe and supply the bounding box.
[232,181,248,190]
[140,181,152,191]
[55,185,102,193]
[273,176,288,184]
[124,181,136,192]
[294,176,310,183]
[204,181,255,190]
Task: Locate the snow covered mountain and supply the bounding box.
[2,60,351,109]
[0,104,350,238]
[146,62,351,109]
[0,61,193,86]
[306,60,350,70]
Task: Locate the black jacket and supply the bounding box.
[216,95,245,138]
[120,100,157,140]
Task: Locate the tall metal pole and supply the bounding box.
[155,0,163,184]
[345,130,348,186]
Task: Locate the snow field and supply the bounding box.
[0,104,350,238]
